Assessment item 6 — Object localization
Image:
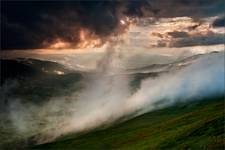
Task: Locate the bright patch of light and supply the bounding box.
[54,70,65,75]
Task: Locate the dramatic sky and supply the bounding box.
[1,0,224,68]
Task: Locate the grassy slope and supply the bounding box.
[35,98,224,150]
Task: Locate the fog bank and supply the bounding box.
[1,51,224,146]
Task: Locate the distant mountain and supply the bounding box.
[126,53,204,74]
[0,58,71,84]
[127,52,221,74]
[0,58,83,105]
[16,58,70,74]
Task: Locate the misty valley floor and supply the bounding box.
[34,97,224,150]
[0,55,224,149]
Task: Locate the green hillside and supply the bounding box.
[35,97,224,149]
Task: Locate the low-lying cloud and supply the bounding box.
[0,51,224,147]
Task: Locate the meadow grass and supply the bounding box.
[35,97,224,149]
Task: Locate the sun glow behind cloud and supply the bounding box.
[1,16,224,70]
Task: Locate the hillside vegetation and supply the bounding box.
[35,97,224,149]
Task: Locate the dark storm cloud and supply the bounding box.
[1,0,224,50]
[150,0,225,18]
[170,33,225,47]
[167,31,189,38]
[2,0,155,50]
[1,1,123,49]
[124,0,159,17]
[213,16,225,27]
